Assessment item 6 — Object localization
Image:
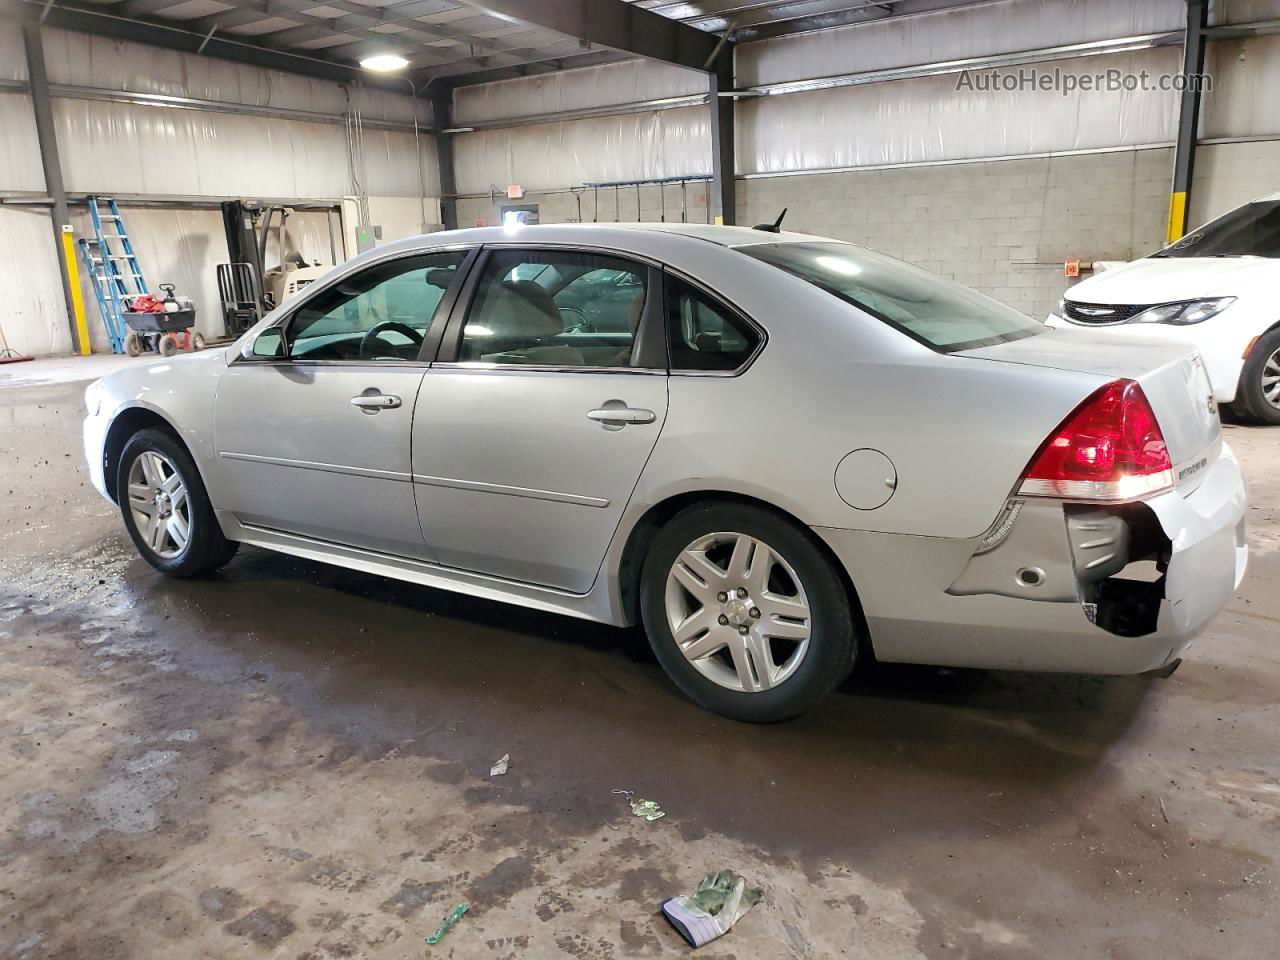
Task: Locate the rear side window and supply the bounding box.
[459,249,646,368]
[739,241,1042,353]
[666,276,761,372]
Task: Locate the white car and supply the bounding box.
[1047,192,1280,424]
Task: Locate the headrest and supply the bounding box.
[475,279,563,339]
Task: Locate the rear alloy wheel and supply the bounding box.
[117,428,239,577]
[665,532,813,694]
[641,503,856,722]
[1237,328,1280,426]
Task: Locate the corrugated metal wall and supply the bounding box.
[735,0,1186,86]
[0,19,437,355]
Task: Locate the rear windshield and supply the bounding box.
[1151,199,1280,258]
[739,241,1043,353]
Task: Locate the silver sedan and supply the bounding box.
[83,224,1249,721]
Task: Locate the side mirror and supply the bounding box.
[244,327,284,360]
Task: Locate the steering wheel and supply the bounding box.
[361,320,423,359]
[558,305,594,333]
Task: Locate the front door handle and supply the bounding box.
[351,393,401,410]
[587,406,655,425]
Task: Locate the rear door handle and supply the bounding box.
[587,406,655,424]
[351,394,401,410]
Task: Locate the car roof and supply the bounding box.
[402,221,827,249]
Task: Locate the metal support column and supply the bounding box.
[430,83,459,231]
[709,56,736,226]
[23,21,84,353]
[1168,0,1208,243]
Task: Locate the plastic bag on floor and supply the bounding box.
[662,869,762,947]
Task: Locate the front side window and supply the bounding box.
[739,241,1043,353]
[1152,200,1280,258]
[666,276,761,372]
[459,249,646,367]
[285,251,467,361]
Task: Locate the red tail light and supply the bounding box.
[1018,379,1174,501]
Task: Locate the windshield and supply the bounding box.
[739,241,1043,353]
[1152,199,1280,258]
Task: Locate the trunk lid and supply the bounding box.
[960,329,1221,495]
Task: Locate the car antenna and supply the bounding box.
[752,208,788,233]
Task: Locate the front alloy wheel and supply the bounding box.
[117,428,239,577]
[127,450,192,559]
[1261,346,1280,410]
[1236,328,1280,425]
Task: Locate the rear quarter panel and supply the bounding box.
[627,245,1107,540]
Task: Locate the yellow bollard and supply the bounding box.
[1166,191,1188,245]
[61,224,91,356]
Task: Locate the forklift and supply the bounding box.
[216,200,331,338]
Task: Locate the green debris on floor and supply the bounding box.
[426,903,468,945]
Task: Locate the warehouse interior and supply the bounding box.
[1,0,1277,356]
[2,0,1279,956]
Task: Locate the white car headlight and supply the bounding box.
[1129,297,1236,326]
[84,378,105,416]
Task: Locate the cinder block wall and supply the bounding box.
[455,141,1272,321]
[737,148,1172,319]
[456,182,715,233]
[1189,140,1280,227]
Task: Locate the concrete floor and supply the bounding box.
[2,361,1277,959]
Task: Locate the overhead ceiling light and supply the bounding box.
[360,53,409,73]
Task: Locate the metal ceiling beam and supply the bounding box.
[109,0,554,76]
[117,0,513,55]
[451,0,725,71]
[730,0,999,40]
[651,0,891,30]
[179,0,596,77]
[1,0,359,83]
[153,0,505,66]
[436,49,629,87]
[417,40,630,82]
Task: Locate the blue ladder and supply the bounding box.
[78,197,148,354]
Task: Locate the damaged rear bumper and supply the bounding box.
[815,444,1248,674]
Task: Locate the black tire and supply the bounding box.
[640,502,857,722]
[124,332,143,357]
[1235,328,1280,425]
[158,333,179,357]
[116,428,239,577]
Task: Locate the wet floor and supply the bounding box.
[2,371,1278,959]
